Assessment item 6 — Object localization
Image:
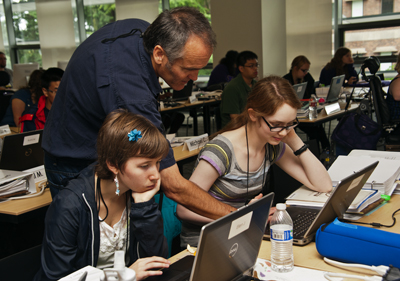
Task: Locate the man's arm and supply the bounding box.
[160,164,235,220]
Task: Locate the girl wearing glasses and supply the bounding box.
[177,76,332,247]
[283,55,315,99]
[283,55,330,151]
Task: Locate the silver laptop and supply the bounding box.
[147,193,274,281]
[293,82,307,100]
[264,161,378,246]
[0,130,44,171]
[325,74,345,103]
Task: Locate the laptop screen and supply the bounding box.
[325,75,345,103]
[293,82,307,100]
[190,193,274,281]
[0,130,44,171]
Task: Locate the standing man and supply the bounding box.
[220,51,258,128]
[43,7,235,219]
[0,52,13,86]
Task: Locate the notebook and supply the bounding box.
[325,74,345,103]
[171,80,194,102]
[293,82,307,100]
[0,130,44,171]
[147,192,274,281]
[264,161,378,246]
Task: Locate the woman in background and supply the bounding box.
[283,55,315,99]
[283,55,330,151]
[0,69,44,129]
[319,47,358,86]
[207,50,239,88]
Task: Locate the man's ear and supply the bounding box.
[42,88,49,98]
[238,65,244,73]
[153,45,166,65]
[106,161,119,175]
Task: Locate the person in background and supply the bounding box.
[319,47,358,87]
[0,51,13,86]
[0,69,44,129]
[220,50,258,128]
[34,110,170,281]
[386,53,400,135]
[283,55,330,151]
[19,67,64,132]
[177,76,332,247]
[43,8,235,222]
[283,55,315,99]
[207,50,239,88]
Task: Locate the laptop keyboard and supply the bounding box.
[292,210,319,238]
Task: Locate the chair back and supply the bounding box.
[369,74,391,126]
[0,94,11,121]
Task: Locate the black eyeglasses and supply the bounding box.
[47,88,57,94]
[262,117,299,132]
[244,63,260,68]
[300,69,309,74]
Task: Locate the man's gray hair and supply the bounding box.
[143,7,216,63]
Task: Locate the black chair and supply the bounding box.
[363,57,400,150]
[0,70,12,121]
[0,244,42,281]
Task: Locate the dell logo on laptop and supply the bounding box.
[229,243,239,258]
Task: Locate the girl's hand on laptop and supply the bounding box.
[268,207,276,223]
[248,193,263,204]
[129,256,170,280]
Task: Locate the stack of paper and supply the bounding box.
[0,170,35,199]
[348,150,400,195]
[327,155,400,195]
[285,185,381,213]
[297,103,309,119]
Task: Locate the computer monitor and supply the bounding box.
[57,61,69,71]
[12,63,39,89]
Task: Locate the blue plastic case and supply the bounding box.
[316,218,400,267]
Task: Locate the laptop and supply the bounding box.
[293,82,307,100]
[171,80,194,102]
[264,161,378,246]
[324,74,345,103]
[0,130,44,171]
[147,193,274,281]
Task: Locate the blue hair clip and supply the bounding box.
[128,129,142,142]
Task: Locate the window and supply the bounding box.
[83,0,115,37]
[382,0,394,14]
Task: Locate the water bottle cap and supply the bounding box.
[276,203,287,211]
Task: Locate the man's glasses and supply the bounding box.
[244,63,260,68]
[262,117,299,132]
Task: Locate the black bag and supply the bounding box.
[331,111,382,150]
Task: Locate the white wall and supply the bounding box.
[36,0,76,69]
[285,0,332,79]
[115,0,159,22]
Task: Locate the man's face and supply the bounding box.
[240,59,258,80]
[158,35,212,90]
[0,54,7,68]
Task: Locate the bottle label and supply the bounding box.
[270,229,293,241]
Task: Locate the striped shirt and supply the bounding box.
[180,134,285,247]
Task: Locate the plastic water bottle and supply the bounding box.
[270,203,294,272]
[308,94,318,120]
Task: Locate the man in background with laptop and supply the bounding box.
[42,8,236,220]
[220,51,259,128]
